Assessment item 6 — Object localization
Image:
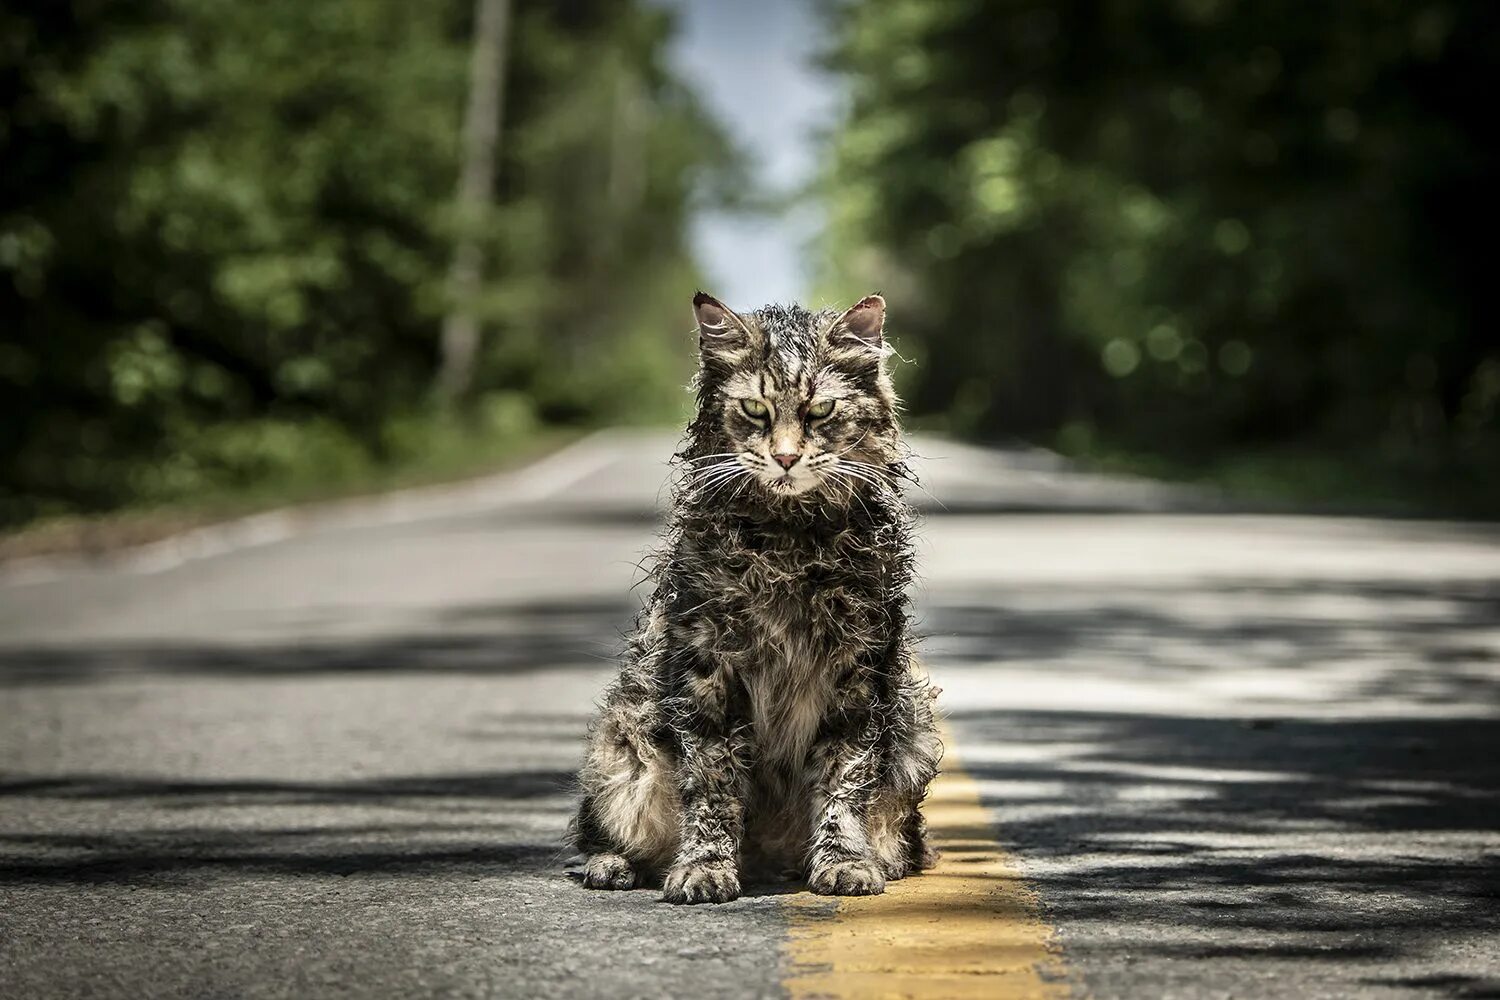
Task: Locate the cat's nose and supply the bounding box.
[772,453,800,470]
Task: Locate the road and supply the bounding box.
[1,430,1497,999]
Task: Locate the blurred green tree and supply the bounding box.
[0,0,736,525]
[819,0,1498,501]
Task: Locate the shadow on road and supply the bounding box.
[949,707,1500,993]
[6,574,1496,703]
[0,596,641,685]
[0,707,591,886]
[2,551,1496,994]
[923,575,1500,708]
[0,832,566,885]
[0,759,585,886]
[0,769,577,805]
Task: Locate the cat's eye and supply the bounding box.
[805,399,835,420]
[740,398,769,419]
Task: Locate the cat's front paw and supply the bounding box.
[808,858,886,896]
[662,862,741,904]
[582,852,637,890]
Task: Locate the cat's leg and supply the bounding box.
[864,661,944,880]
[573,687,681,890]
[899,666,944,874]
[660,650,750,905]
[864,796,939,880]
[661,731,748,903]
[805,651,942,894]
[803,701,887,896]
[581,850,638,890]
[865,792,917,881]
[905,802,940,871]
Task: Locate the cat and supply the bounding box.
[571,292,942,904]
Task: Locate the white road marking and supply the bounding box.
[0,431,625,586]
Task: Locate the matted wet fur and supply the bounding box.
[571,293,942,904]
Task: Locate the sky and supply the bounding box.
[659,0,843,311]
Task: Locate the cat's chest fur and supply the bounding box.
[678,517,892,768]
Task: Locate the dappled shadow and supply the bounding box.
[0,834,564,885]
[923,575,1500,710]
[0,768,577,805]
[9,572,1497,706]
[4,538,1497,991]
[0,596,640,685]
[954,707,1500,851]
[913,567,1500,990]
[948,707,1500,989]
[0,765,581,885]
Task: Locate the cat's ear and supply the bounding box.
[693,291,754,357]
[829,294,885,350]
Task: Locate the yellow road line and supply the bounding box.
[782,735,1071,999]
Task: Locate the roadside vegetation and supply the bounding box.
[1,0,732,534]
[4,0,1495,547]
[819,0,1498,518]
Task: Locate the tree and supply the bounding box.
[820,0,1500,476]
[0,0,740,525]
[438,0,512,404]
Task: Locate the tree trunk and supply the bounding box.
[437,0,511,403]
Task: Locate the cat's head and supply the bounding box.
[684,292,903,503]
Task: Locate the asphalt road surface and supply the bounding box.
[2,431,1497,999]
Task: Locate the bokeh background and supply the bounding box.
[4,0,1497,545]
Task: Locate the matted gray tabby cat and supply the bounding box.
[572,292,942,904]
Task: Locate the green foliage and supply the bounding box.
[820,0,1499,497]
[0,0,731,525]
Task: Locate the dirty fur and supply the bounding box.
[572,293,943,904]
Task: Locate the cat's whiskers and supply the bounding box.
[697,464,752,504]
[685,460,742,484]
[694,466,745,495]
[727,474,755,505]
[685,470,744,506]
[833,461,899,497]
[837,458,923,508]
[837,455,940,509]
[703,473,749,504]
[836,456,893,478]
[826,468,877,522]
